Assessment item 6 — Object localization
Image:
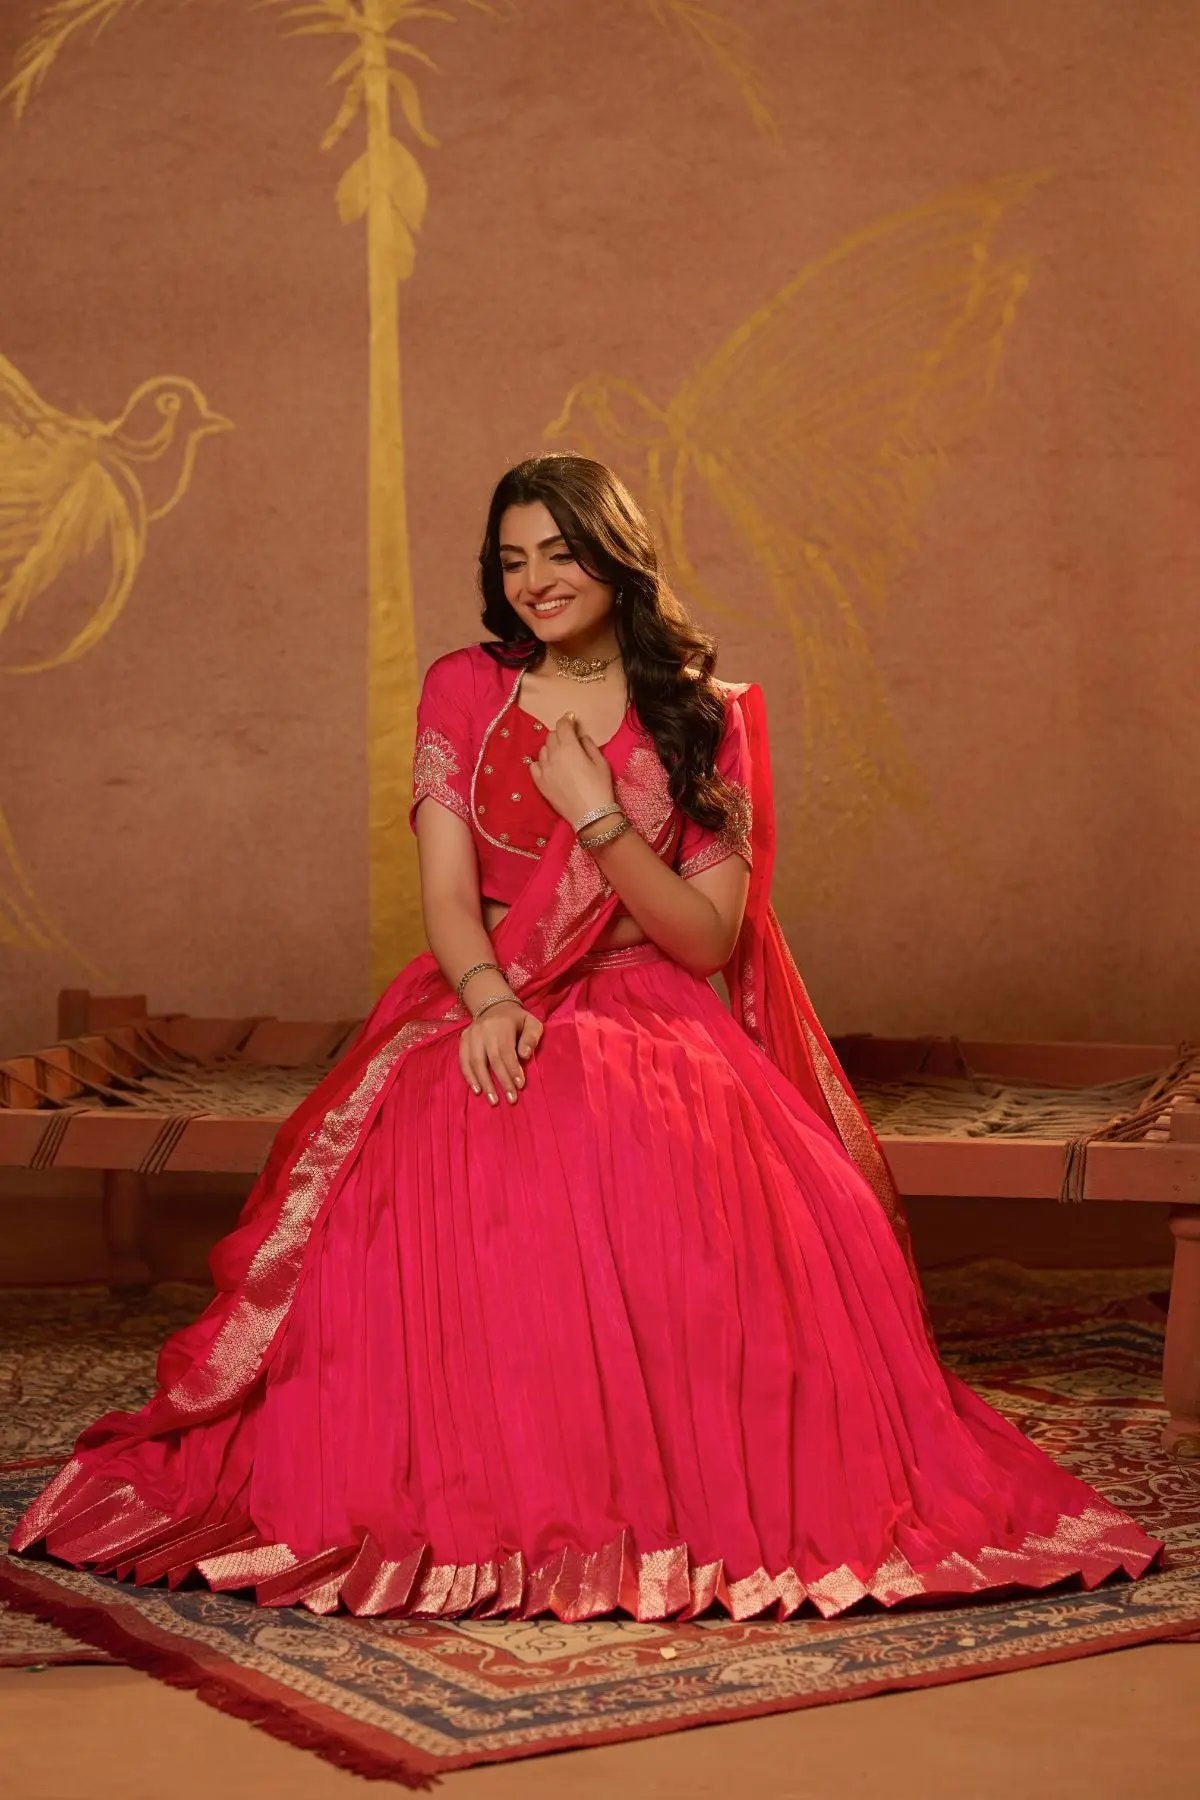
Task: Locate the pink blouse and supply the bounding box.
[408,644,753,905]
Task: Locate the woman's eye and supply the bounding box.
[500,563,521,574]
[551,552,574,563]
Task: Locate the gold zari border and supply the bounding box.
[12,1472,1162,1625]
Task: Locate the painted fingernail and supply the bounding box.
[506,1091,516,1104]
[472,1084,480,1095]
[488,1093,498,1106]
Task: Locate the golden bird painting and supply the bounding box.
[0,353,231,675]
[546,173,1044,899]
[0,350,230,955]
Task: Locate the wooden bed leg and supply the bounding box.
[1162,1205,1200,1459]
[102,1170,153,1296]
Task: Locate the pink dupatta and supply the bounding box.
[725,683,923,1295]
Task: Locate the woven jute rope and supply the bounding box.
[854,1043,1200,1203]
[0,1019,360,1134]
[4,1023,1197,1194]
[1057,1045,1200,1202]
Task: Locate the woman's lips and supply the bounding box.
[530,597,572,616]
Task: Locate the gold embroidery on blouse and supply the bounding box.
[678,779,753,879]
[412,725,470,825]
[470,672,541,861]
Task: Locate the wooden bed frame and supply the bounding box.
[835,1033,1200,1461]
[2,992,1197,1461]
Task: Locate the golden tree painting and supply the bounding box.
[0,347,231,957]
[5,0,504,987]
[7,0,772,987]
[547,173,1044,900]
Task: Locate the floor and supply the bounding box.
[1,1201,1192,1795]
[2,1643,1197,1798]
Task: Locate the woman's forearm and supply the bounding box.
[423,896,514,1013]
[581,827,728,977]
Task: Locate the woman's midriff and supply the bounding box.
[481,897,647,950]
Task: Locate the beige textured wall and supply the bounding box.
[1,0,1197,1063]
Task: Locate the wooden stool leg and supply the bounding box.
[1162,1205,1200,1459]
[102,1169,153,1295]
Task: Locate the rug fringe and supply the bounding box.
[0,1565,441,1789]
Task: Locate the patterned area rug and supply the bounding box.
[1,1267,1197,1787]
[0,1598,115,1669]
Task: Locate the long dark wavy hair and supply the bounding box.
[477,454,735,833]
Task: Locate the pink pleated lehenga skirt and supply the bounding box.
[12,940,1162,1620]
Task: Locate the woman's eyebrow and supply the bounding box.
[498,535,567,553]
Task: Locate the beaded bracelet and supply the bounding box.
[456,960,502,1004]
[579,815,631,851]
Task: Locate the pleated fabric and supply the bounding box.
[12,942,1161,1620]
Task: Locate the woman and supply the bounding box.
[11,455,1161,1622]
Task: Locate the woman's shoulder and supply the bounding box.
[421,641,513,699]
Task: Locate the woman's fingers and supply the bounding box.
[487,1036,523,1104]
[461,1015,539,1106]
[557,715,589,754]
[471,1041,498,1104]
[462,1031,498,1104]
[458,1038,481,1096]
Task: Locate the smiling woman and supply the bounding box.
[459,456,752,958]
[493,499,635,831]
[477,501,643,946]
[10,455,1164,1625]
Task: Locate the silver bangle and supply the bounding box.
[471,991,520,1021]
[573,802,624,834]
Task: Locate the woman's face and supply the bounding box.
[498,501,616,644]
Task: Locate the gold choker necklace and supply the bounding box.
[549,647,621,684]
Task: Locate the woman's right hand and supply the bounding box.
[459,1000,544,1105]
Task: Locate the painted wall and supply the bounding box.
[1,0,1197,1061]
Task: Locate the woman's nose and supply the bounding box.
[525,562,554,596]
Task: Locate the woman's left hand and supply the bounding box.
[528,713,617,827]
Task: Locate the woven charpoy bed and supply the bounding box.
[3,991,1198,1459]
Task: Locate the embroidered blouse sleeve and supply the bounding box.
[408,651,476,831]
[676,691,754,880]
